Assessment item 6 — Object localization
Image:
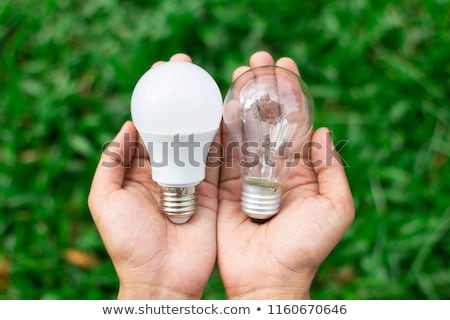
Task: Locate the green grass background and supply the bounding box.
[1,0,449,299]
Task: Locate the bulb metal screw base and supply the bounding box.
[160,185,196,224]
[241,181,281,221]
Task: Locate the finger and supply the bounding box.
[220,51,276,195]
[221,84,243,185]
[232,66,251,81]
[89,121,138,200]
[204,128,222,187]
[193,180,219,226]
[151,53,192,69]
[311,127,354,212]
[221,51,276,186]
[134,133,150,160]
[275,57,300,76]
[219,119,241,185]
[220,84,243,202]
[249,51,274,67]
[151,61,164,68]
[170,53,192,62]
[274,58,311,146]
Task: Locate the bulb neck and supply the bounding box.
[160,185,197,224]
[241,180,281,221]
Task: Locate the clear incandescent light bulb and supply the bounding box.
[131,61,222,224]
[223,65,314,221]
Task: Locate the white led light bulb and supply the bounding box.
[131,61,222,224]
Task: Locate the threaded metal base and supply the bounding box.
[241,181,281,220]
[160,185,196,224]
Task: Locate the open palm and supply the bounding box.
[217,52,354,299]
[88,55,218,299]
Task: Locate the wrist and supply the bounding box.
[227,286,311,300]
[225,269,315,300]
[118,283,200,300]
[116,266,205,300]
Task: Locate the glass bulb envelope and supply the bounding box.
[223,65,314,220]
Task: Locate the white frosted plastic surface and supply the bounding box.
[139,130,216,186]
[130,62,222,186]
[131,61,223,135]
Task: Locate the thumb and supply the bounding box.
[89,121,138,203]
[311,127,354,217]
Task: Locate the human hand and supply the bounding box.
[217,51,355,299]
[88,54,219,299]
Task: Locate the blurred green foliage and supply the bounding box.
[0,0,449,299]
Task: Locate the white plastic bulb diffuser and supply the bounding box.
[223,65,313,221]
[131,61,222,224]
